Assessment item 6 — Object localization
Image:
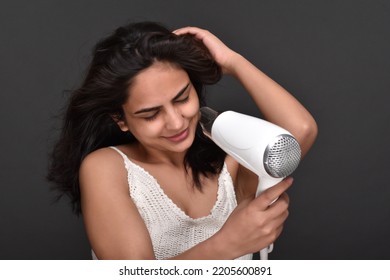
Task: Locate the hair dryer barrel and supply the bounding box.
[200,107,301,183]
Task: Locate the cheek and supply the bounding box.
[183,95,200,119]
[128,119,163,140]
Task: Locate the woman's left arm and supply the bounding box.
[224,54,318,157]
[174,27,318,157]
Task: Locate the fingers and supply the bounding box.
[173,27,214,45]
[255,177,293,210]
[268,192,290,221]
[266,193,290,242]
[173,26,207,37]
[257,191,290,245]
[173,26,240,75]
[219,180,291,255]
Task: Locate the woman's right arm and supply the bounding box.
[79,148,156,259]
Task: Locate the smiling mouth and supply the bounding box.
[165,128,189,142]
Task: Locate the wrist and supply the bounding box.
[207,229,241,260]
[223,53,247,76]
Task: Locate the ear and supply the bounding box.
[111,114,129,132]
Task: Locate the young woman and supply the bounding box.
[47,22,317,260]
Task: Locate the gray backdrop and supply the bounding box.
[1,0,389,259]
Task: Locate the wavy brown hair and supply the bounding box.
[47,22,225,215]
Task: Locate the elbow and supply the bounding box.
[294,119,318,158]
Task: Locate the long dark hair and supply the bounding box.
[47,22,226,215]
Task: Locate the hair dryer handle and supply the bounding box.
[256,176,283,197]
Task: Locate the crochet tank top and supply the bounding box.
[92,146,252,260]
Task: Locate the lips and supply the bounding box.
[165,128,189,142]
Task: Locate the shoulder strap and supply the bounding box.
[109,146,129,162]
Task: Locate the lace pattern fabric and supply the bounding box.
[92,146,252,260]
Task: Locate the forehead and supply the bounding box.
[127,61,190,105]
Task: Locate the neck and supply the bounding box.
[136,142,187,168]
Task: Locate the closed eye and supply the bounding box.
[175,95,190,104]
[143,110,160,121]
[134,82,191,122]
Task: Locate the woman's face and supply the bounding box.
[119,61,200,155]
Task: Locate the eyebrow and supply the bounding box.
[133,82,191,115]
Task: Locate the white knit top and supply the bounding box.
[92,146,252,260]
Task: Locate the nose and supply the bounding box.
[164,107,184,131]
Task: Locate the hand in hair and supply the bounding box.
[173,27,240,75]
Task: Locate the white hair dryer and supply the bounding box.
[199,107,301,260]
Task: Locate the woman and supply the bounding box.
[47,22,317,260]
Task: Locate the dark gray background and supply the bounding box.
[1,0,389,260]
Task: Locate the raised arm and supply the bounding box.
[174,27,318,157]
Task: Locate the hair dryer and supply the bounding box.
[199,107,301,260]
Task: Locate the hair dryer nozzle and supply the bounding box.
[199,107,220,137]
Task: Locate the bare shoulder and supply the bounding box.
[81,147,123,169]
[79,147,128,194]
[79,146,155,259]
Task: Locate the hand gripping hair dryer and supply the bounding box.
[199,107,301,260]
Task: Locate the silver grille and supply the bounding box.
[264,134,301,178]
